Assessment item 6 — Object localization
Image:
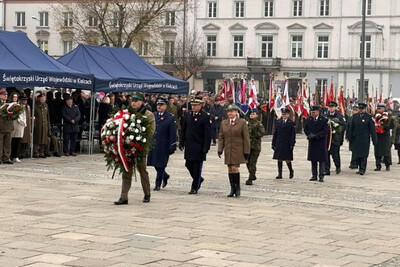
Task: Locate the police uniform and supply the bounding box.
[347,103,377,175]
[324,101,346,175]
[179,97,211,194]
[304,106,329,182]
[272,108,296,179]
[346,105,359,169]
[147,98,177,190]
[246,108,265,185]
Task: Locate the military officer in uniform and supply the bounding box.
[272,108,296,179]
[114,92,155,205]
[304,106,328,182]
[347,103,377,175]
[324,101,346,175]
[245,109,265,185]
[0,88,14,164]
[346,104,359,169]
[147,97,177,191]
[373,103,395,171]
[209,97,224,146]
[33,93,50,158]
[179,96,212,194]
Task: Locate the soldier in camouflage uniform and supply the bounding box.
[245,109,265,185]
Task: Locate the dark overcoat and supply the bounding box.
[325,111,346,147]
[272,119,296,161]
[210,104,224,129]
[347,112,377,158]
[304,116,329,162]
[180,110,211,161]
[147,111,177,168]
[33,102,50,145]
[374,116,395,157]
[218,118,250,165]
[62,104,81,133]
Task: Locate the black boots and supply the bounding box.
[114,198,128,205]
[374,165,382,171]
[287,162,294,179]
[245,173,256,185]
[276,161,283,179]
[227,173,240,197]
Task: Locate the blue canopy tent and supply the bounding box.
[0,31,93,89]
[58,44,189,94]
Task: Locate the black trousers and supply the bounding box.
[356,157,368,173]
[63,132,78,154]
[375,156,392,167]
[211,127,219,144]
[326,145,341,172]
[185,160,204,191]
[154,167,168,187]
[311,161,325,178]
[350,152,358,167]
[11,137,21,159]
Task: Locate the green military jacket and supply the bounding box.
[248,118,265,151]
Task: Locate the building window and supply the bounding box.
[264,0,274,17]
[39,12,49,27]
[293,0,303,17]
[63,12,73,27]
[63,41,73,55]
[165,11,175,26]
[357,79,369,93]
[208,2,217,18]
[316,35,329,59]
[88,15,98,27]
[138,41,148,56]
[38,40,49,54]
[164,41,175,64]
[360,35,372,59]
[234,1,245,18]
[261,35,274,58]
[291,35,303,58]
[320,0,329,16]
[316,79,327,93]
[16,12,25,27]
[233,35,244,57]
[206,35,217,57]
[367,0,372,15]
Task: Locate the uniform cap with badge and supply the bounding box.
[251,108,259,114]
[357,103,367,109]
[190,96,204,105]
[156,97,167,105]
[310,105,321,112]
[328,101,338,107]
[226,104,239,111]
[377,103,386,108]
[132,92,145,102]
[281,108,291,114]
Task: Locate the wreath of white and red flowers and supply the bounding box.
[0,102,23,121]
[374,112,392,134]
[101,107,152,174]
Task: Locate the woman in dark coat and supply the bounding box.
[272,108,296,179]
[147,98,177,190]
[394,115,400,164]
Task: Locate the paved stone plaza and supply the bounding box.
[1,136,400,267]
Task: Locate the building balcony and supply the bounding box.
[247,57,281,68]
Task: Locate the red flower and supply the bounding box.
[14,106,20,111]
[129,142,135,147]
[113,145,118,151]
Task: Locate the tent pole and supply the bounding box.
[30,87,37,158]
[88,94,94,155]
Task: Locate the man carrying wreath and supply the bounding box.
[114,92,155,205]
[0,88,14,164]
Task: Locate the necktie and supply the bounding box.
[231,120,234,126]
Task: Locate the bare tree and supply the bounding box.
[51,0,180,48]
[172,32,207,81]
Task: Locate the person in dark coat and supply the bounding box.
[395,114,400,164]
[346,105,359,169]
[272,108,296,179]
[324,101,346,175]
[179,96,212,194]
[304,106,329,182]
[62,96,81,156]
[147,97,177,191]
[347,103,377,175]
[373,104,396,171]
[209,97,224,146]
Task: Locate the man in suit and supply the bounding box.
[209,97,224,146]
[0,88,14,164]
[324,101,346,175]
[179,96,212,194]
[304,106,329,182]
[62,96,81,156]
[347,103,377,175]
[147,97,177,191]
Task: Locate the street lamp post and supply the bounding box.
[32,16,43,51]
[359,0,367,103]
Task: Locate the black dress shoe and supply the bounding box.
[386,166,390,171]
[153,186,160,191]
[324,172,330,176]
[162,174,170,188]
[188,190,197,194]
[53,153,61,157]
[289,170,294,179]
[319,178,324,183]
[245,179,253,185]
[374,165,381,171]
[359,172,365,175]
[3,160,13,164]
[336,167,341,174]
[39,155,46,158]
[143,195,150,202]
[114,198,128,205]
[309,177,318,181]
[275,175,282,179]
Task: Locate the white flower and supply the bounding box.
[123,123,128,128]
[134,129,139,133]
[137,119,142,124]
[136,136,142,141]
[143,138,147,143]
[110,135,115,140]
[130,114,136,119]
[106,130,111,136]
[123,109,128,113]
[122,132,125,136]
[104,148,108,153]
[112,130,116,135]
[125,138,130,144]
[130,122,136,127]
[142,127,146,132]
[115,121,120,125]
[129,135,134,140]
[124,114,130,120]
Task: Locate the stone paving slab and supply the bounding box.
[1,136,400,266]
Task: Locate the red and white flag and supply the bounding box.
[283,77,290,107]
[302,84,309,119]
[295,82,303,116]
[387,88,393,109]
[338,86,346,115]
[248,78,258,109]
[328,80,334,103]
[323,82,329,107]
[239,78,247,105]
[269,73,275,111]
[219,80,227,102]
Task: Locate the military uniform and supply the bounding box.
[347,104,377,175]
[324,109,346,175]
[180,98,211,194]
[246,115,265,184]
[147,99,177,190]
[304,108,329,182]
[209,102,224,145]
[33,100,50,158]
[0,92,14,163]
